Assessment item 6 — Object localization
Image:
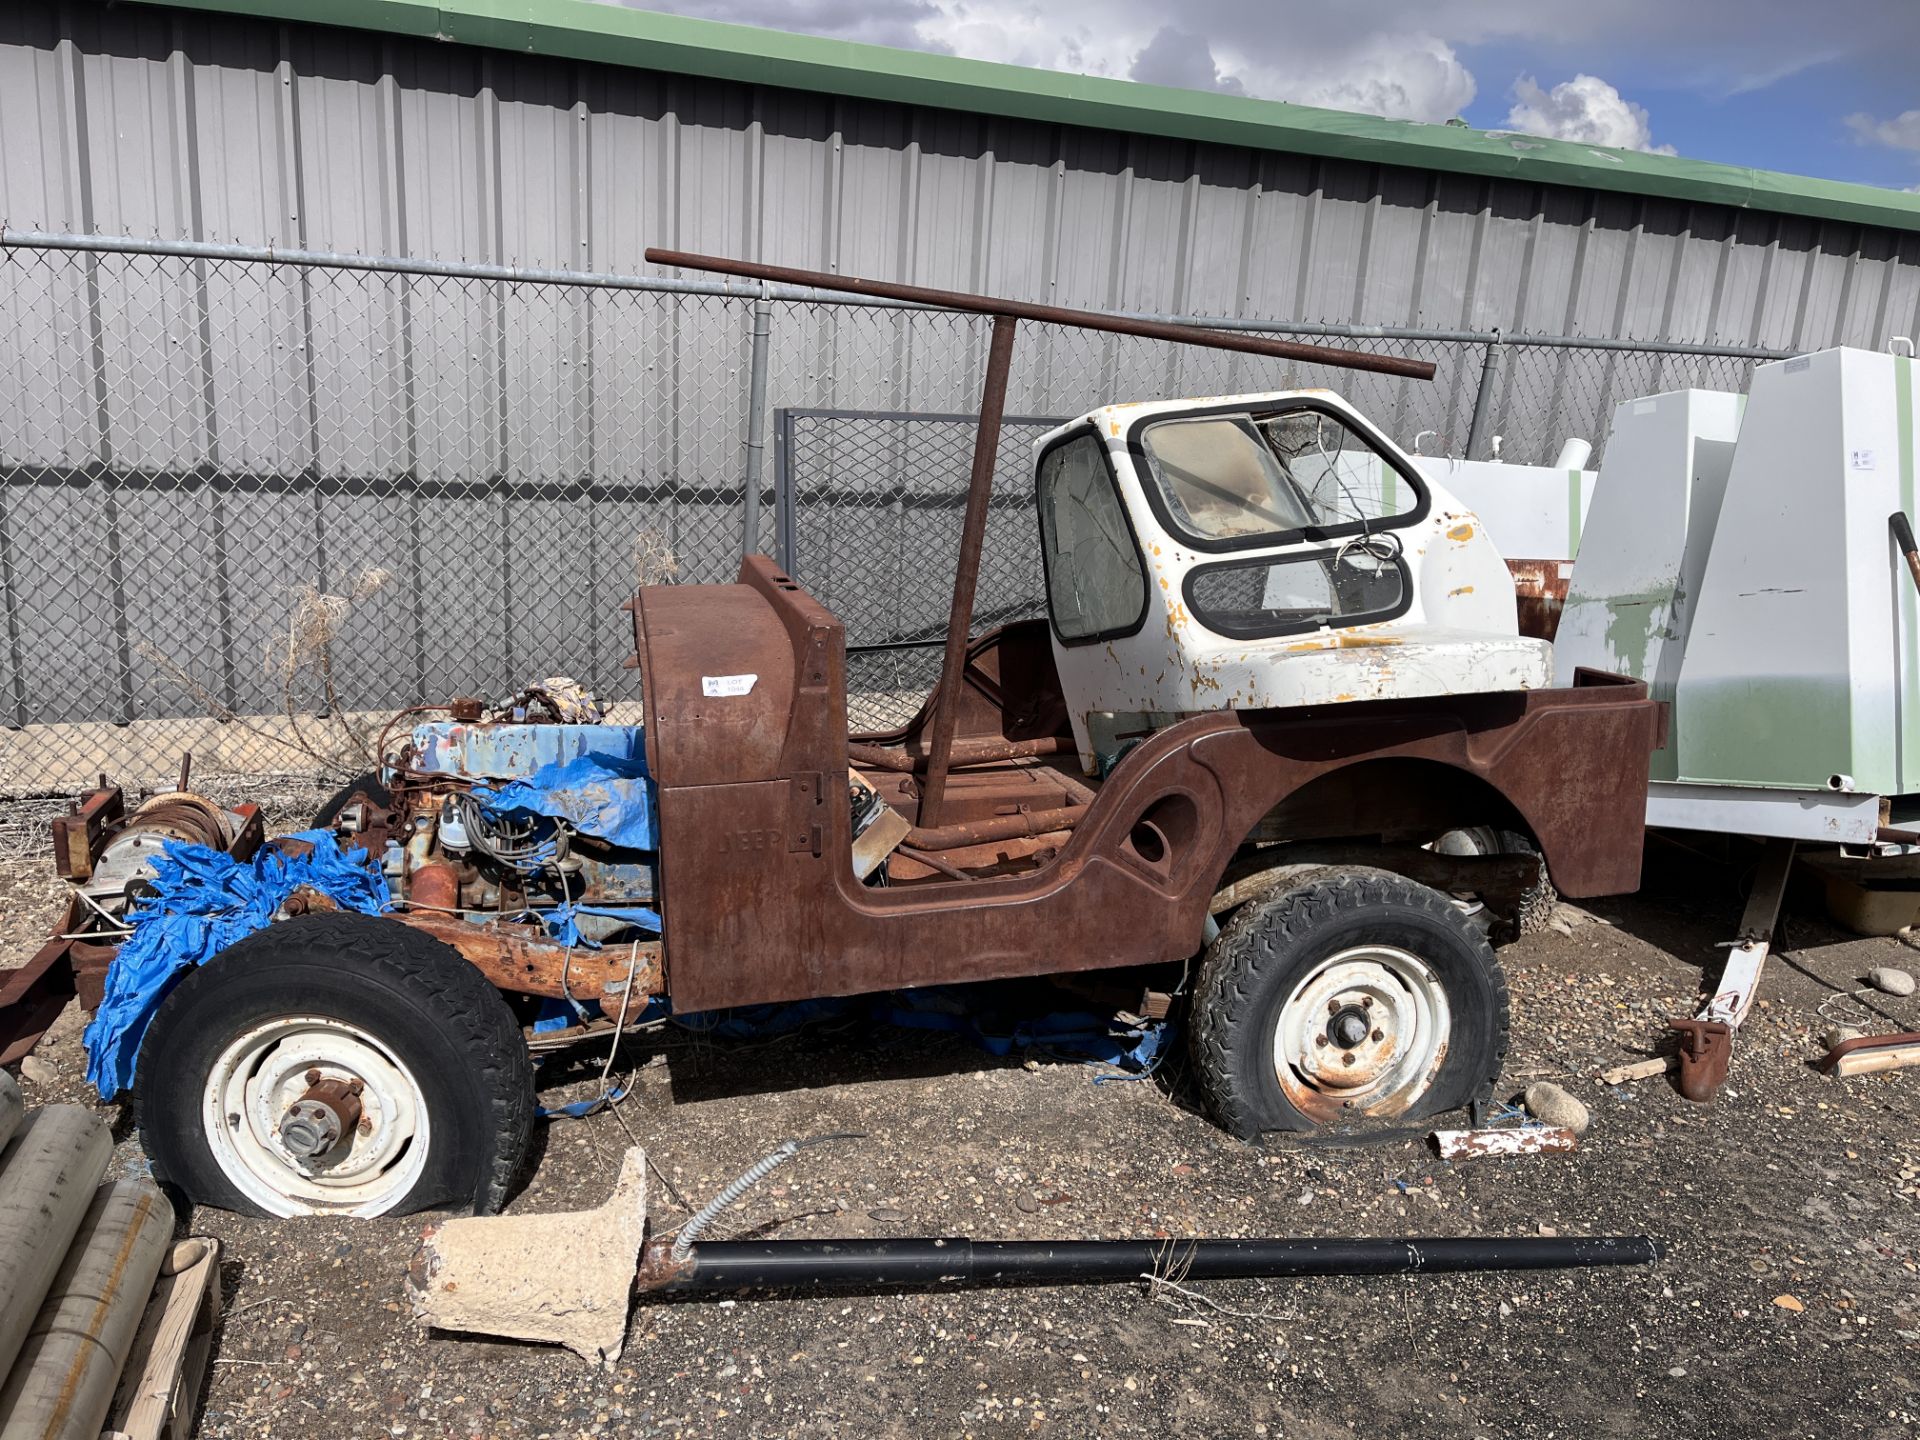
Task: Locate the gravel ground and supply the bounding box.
[3,838,1918,1439]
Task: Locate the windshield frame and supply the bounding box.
[1124,397,1430,554]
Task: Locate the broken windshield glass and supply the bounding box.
[1140,406,1419,547]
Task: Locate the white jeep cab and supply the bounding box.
[1034,390,1553,771]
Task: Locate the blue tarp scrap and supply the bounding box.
[84,830,391,1099]
[540,901,661,950]
[473,750,656,852]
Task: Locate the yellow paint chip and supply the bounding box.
[1334,633,1403,648]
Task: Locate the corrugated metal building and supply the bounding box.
[5,0,1919,344]
[1,0,1918,789]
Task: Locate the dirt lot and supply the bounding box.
[4,837,1919,1440]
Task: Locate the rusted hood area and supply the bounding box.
[630,565,833,787]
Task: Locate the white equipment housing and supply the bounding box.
[1554,346,1920,845]
[1033,390,1552,771]
[1412,455,1596,567]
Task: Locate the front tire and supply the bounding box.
[137,913,534,1218]
[1191,867,1509,1138]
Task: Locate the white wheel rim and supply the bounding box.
[202,1016,430,1217]
[1272,945,1452,1122]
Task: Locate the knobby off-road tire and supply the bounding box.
[1432,825,1557,937]
[138,912,533,1218]
[1191,867,1510,1139]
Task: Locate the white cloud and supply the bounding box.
[1848,110,1920,152]
[1232,34,1476,123]
[1504,74,1674,154]
[1130,26,1243,97]
[630,0,944,49]
[911,7,1476,121]
[616,0,1916,139]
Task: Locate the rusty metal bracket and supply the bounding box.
[50,786,125,881]
[0,938,78,1066]
[1668,1018,1733,1102]
[787,772,827,855]
[1664,837,1796,1104]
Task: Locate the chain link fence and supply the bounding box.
[0,230,1788,796]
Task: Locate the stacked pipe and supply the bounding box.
[0,1070,174,1440]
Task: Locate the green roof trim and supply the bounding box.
[119,0,1920,234]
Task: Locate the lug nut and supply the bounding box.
[1371,1029,1384,1042]
[305,1068,322,1085]
[1314,1034,1329,1048]
[1327,999,1341,1015]
[1361,996,1374,1009]
[1341,1052,1356,1067]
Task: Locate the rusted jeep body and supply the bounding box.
[635,555,1658,1014]
[0,250,1665,1219]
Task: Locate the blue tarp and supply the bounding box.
[84,830,390,1098]
[474,751,656,852]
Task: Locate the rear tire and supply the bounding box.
[1191,867,1509,1138]
[1433,825,1555,936]
[137,913,533,1218]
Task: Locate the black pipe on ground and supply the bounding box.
[640,1235,1663,1294]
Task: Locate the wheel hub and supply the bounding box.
[1327,1005,1372,1050]
[1275,945,1452,1120]
[202,1016,430,1217]
[277,1073,366,1159]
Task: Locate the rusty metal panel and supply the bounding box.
[631,580,806,788]
[1507,558,1571,641]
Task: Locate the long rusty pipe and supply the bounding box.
[919,314,1020,826]
[904,804,1085,851]
[644,249,1439,380]
[846,735,1074,772]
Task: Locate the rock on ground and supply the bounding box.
[1522,1080,1591,1135]
[1867,965,1916,997]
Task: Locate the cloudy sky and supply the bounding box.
[614,0,1920,191]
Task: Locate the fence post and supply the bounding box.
[741,286,774,560]
[771,408,795,574]
[1465,329,1503,461]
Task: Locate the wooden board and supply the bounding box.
[102,1237,223,1440]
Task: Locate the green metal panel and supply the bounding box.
[109,0,1920,235]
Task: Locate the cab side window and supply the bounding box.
[1037,434,1147,642]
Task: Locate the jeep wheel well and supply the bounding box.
[1239,756,1538,854]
